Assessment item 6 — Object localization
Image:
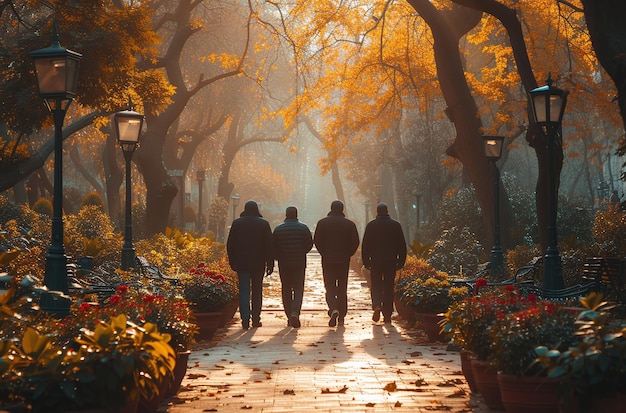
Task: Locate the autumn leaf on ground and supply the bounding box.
[186,373,207,379]
[409,351,422,357]
[394,401,402,407]
[283,389,295,395]
[415,378,428,386]
[365,402,376,407]
[383,382,397,392]
[446,389,467,398]
[321,385,348,394]
[401,359,414,365]
[273,360,280,364]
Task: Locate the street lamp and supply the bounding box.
[114,99,144,271]
[231,193,240,222]
[483,136,505,278]
[528,74,568,290]
[197,170,206,232]
[29,24,82,314]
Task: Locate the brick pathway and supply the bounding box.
[162,251,490,412]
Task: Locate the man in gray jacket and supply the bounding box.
[272,206,313,328]
[362,203,406,324]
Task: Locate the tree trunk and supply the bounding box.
[582,0,626,134]
[104,133,123,227]
[409,0,517,253]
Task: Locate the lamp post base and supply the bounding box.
[41,251,70,315]
[542,253,564,290]
[490,247,505,279]
[121,245,136,271]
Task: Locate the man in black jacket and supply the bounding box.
[227,200,273,330]
[314,200,360,327]
[361,203,406,324]
[272,206,313,328]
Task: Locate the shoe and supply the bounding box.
[372,307,381,322]
[242,320,249,330]
[290,314,301,328]
[329,310,339,327]
[252,321,262,328]
[338,318,344,326]
[383,316,392,324]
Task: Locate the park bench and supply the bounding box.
[135,256,181,286]
[581,257,626,305]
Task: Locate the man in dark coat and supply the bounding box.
[314,200,360,327]
[272,206,313,328]
[361,202,407,324]
[227,200,273,330]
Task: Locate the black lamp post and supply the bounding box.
[197,170,206,232]
[114,100,144,271]
[483,136,505,278]
[29,24,82,314]
[528,74,568,290]
[231,193,240,222]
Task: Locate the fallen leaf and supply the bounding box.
[283,389,295,395]
[241,405,253,409]
[394,401,402,407]
[409,351,422,357]
[383,382,397,392]
[401,359,414,365]
[321,385,348,394]
[273,360,280,364]
[365,402,375,407]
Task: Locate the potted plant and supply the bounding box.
[0,313,176,413]
[442,283,531,409]
[394,257,469,341]
[182,263,236,340]
[490,298,577,412]
[534,292,626,412]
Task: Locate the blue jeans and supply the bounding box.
[237,270,264,323]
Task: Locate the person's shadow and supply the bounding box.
[361,323,406,364]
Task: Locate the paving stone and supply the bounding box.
[161,251,490,412]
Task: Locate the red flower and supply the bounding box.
[475,278,488,287]
[109,294,122,305]
[79,302,92,312]
[504,285,515,292]
[116,284,129,293]
[198,263,205,268]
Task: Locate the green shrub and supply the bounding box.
[31,198,53,217]
[592,205,626,256]
[427,226,483,276]
[80,191,105,211]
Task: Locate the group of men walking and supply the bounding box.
[226,199,406,330]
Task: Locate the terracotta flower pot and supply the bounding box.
[471,358,504,410]
[194,311,222,341]
[497,372,563,413]
[415,312,446,342]
[460,349,479,393]
[167,350,192,397]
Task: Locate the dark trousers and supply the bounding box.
[278,262,306,318]
[369,261,396,317]
[237,270,264,323]
[321,260,350,318]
